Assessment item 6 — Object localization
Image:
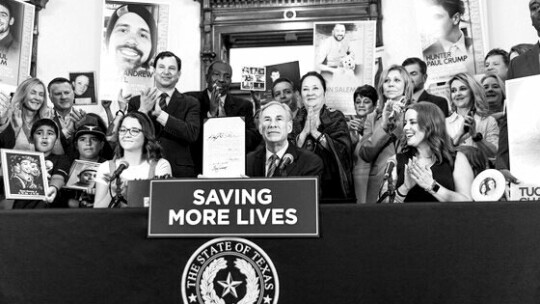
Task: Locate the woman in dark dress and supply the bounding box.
[394,103,473,203]
[290,71,353,202]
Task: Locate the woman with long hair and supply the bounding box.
[395,102,473,202]
[358,65,414,203]
[289,71,353,202]
[94,112,171,208]
[445,73,499,158]
[0,78,50,151]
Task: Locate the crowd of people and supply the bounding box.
[0,0,537,208]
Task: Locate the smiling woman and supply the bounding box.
[93,112,172,208]
[394,102,473,203]
[0,78,51,152]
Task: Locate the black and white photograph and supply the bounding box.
[69,72,97,105]
[1,149,47,200]
[240,65,265,91]
[64,159,100,191]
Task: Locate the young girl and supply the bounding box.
[93,112,171,208]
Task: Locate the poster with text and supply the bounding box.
[98,0,169,123]
[506,75,540,201]
[0,0,34,94]
[415,0,486,84]
[314,21,376,115]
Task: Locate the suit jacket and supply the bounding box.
[417,90,449,117]
[186,89,261,174]
[507,43,540,80]
[246,142,324,179]
[128,89,200,177]
[52,111,76,161]
[358,110,400,204]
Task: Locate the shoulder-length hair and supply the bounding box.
[376,65,414,112]
[448,73,489,118]
[11,78,49,120]
[113,112,162,161]
[401,102,455,165]
[480,72,506,100]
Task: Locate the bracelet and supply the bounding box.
[115,110,125,117]
[396,186,408,197]
[316,133,324,142]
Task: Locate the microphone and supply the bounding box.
[383,159,396,180]
[110,161,129,181]
[279,153,294,171]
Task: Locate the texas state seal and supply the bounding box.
[182,238,279,304]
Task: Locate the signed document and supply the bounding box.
[203,117,245,177]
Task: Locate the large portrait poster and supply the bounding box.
[415,0,486,84]
[98,0,169,121]
[507,75,540,201]
[0,0,34,93]
[314,21,376,115]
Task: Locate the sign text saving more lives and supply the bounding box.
[148,178,319,237]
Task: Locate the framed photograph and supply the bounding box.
[64,160,100,191]
[240,66,266,91]
[1,149,48,200]
[69,72,97,105]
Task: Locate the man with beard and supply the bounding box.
[186,61,260,175]
[317,23,354,75]
[0,0,19,64]
[105,4,157,74]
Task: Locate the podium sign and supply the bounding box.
[148,178,319,237]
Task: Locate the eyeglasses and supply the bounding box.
[118,127,142,136]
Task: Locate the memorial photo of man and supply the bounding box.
[70,73,96,105]
[104,3,157,74]
[422,0,472,58]
[0,0,20,69]
[317,23,355,75]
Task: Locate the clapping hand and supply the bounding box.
[407,157,434,189]
[349,117,366,134]
[382,98,405,131]
[209,82,222,116]
[139,87,159,113]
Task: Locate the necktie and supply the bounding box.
[159,93,168,112]
[266,154,279,177]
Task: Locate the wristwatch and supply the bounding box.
[425,181,440,195]
[472,132,483,142]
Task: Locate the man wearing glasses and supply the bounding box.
[125,51,201,177]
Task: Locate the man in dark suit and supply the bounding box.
[507,0,540,80]
[402,57,449,116]
[186,61,261,174]
[127,51,200,177]
[246,101,323,179]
